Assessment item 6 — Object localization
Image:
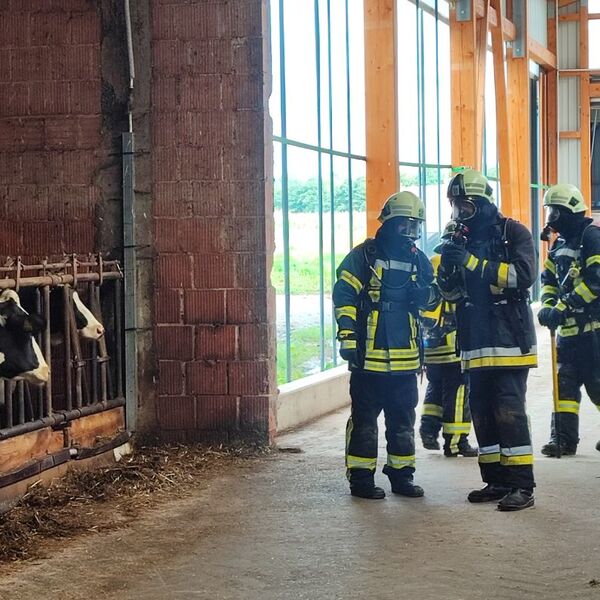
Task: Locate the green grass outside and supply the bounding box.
[277,325,337,384]
[271,254,346,295]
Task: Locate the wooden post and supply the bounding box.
[506,0,531,226]
[450,1,478,170]
[364,0,399,237]
[580,1,591,204]
[475,1,491,170]
[547,1,558,186]
[490,0,516,215]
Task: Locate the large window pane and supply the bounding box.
[591,21,600,69]
[348,1,365,155]
[283,1,319,145]
[329,0,349,152]
[270,1,281,137]
[397,1,420,164]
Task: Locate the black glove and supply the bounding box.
[440,242,468,267]
[408,286,431,307]
[339,347,358,364]
[537,306,567,329]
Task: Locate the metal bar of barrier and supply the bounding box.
[0,397,126,441]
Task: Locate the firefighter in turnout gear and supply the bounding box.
[438,169,537,511]
[333,191,437,500]
[419,221,477,458]
[538,183,600,457]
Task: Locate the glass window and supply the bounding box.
[590,21,600,69]
[270,1,281,137]
[328,0,349,152]
[589,0,600,13]
[348,2,366,155]
[283,0,319,145]
[397,1,420,164]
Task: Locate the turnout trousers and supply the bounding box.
[420,363,472,453]
[469,368,535,490]
[552,333,600,448]
[345,371,418,487]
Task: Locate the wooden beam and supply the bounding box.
[590,82,600,98]
[475,0,517,40]
[547,4,558,186]
[529,38,556,69]
[580,2,591,203]
[590,13,600,20]
[475,1,491,170]
[559,13,580,22]
[450,1,478,170]
[0,427,64,476]
[559,131,582,138]
[490,0,515,216]
[506,0,531,226]
[364,0,399,237]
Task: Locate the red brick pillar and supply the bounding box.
[151,1,276,444]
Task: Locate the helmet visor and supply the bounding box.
[394,217,422,239]
[544,205,561,224]
[450,197,476,221]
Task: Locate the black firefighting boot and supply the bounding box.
[349,470,386,500]
[497,489,534,511]
[444,435,478,457]
[421,435,440,450]
[467,484,511,503]
[540,440,577,457]
[384,468,424,497]
[391,480,424,497]
[419,417,441,450]
[350,485,386,500]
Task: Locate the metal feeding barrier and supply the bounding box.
[0,255,125,441]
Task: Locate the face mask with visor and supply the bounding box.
[544,205,563,226]
[394,217,422,240]
[449,197,477,222]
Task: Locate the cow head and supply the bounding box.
[0,290,49,385]
[72,291,105,340]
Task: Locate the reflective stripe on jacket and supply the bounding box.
[541,220,600,338]
[437,218,538,371]
[421,254,460,365]
[333,239,436,375]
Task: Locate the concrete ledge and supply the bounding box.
[277,366,350,433]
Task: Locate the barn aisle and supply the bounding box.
[2,328,600,600]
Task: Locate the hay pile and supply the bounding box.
[0,443,268,563]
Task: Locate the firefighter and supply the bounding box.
[437,169,537,511]
[419,221,477,458]
[333,191,437,500]
[537,183,600,457]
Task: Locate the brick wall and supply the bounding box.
[0,0,107,260]
[151,0,276,444]
[0,0,277,445]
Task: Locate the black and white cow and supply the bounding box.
[20,286,105,343]
[0,290,49,384]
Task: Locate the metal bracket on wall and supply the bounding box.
[512,0,526,58]
[455,0,471,22]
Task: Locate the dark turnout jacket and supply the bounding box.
[333,237,436,375]
[541,218,600,339]
[437,217,538,371]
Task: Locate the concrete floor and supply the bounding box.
[2,324,600,599]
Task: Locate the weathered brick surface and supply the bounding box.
[151,0,275,444]
[195,325,237,361]
[0,2,102,260]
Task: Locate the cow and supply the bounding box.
[0,289,49,384]
[19,286,105,343]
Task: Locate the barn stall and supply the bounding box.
[0,254,128,511]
